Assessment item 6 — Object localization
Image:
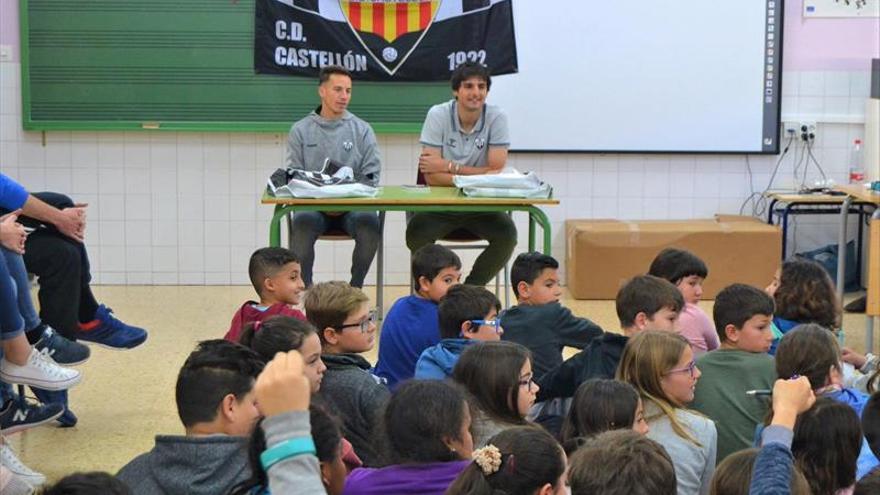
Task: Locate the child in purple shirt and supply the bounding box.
[342,380,473,495]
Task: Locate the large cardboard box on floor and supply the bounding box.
[566,216,782,300]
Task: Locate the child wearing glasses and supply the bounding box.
[304,281,389,467]
[617,330,717,495]
[414,285,502,381]
[375,244,462,389]
[452,341,538,447]
[500,252,603,381]
[690,284,777,463]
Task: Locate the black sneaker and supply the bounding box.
[34,327,91,366]
[0,399,64,434]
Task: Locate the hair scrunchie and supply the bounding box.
[472,444,503,475]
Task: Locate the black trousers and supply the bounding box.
[16,192,99,339]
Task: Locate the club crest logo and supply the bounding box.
[340,0,440,75]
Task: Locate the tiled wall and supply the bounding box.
[0,61,873,286]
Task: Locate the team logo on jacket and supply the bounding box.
[343,140,354,151]
[475,137,486,149]
[340,0,440,75]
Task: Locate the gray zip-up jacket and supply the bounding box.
[285,108,382,186]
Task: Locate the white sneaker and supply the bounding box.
[0,444,45,487]
[0,348,81,391]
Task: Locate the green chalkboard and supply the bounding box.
[19,0,450,133]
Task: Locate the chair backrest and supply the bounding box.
[416,169,427,185]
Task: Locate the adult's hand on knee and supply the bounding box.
[0,210,26,254]
[55,205,87,242]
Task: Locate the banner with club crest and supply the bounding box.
[254,0,517,81]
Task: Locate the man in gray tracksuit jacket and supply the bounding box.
[286,65,382,288]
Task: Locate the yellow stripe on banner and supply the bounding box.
[361,1,373,32]
[407,2,419,33]
[384,2,396,41]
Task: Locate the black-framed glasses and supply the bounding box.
[519,374,537,392]
[333,310,377,333]
[664,360,697,378]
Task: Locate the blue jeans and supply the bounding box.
[288,211,381,288]
[1,248,35,341]
[2,248,40,332]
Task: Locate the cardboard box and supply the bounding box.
[566,217,782,300]
[868,218,879,316]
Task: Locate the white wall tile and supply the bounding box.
[1,67,872,285]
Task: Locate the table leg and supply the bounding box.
[529,215,536,252]
[269,205,292,247]
[526,207,553,255]
[866,209,880,353]
[837,196,852,345]
[377,211,385,320]
[781,204,792,260]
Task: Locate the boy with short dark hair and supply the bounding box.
[224,247,306,343]
[414,284,503,380]
[304,281,389,467]
[374,244,462,389]
[690,283,777,462]
[501,252,603,380]
[536,275,683,402]
[649,248,718,356]
[568,430,677,495]
[117,340,265,494]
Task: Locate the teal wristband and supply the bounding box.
[260,437,317,471]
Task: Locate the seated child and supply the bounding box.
[446,426,566,495]
[247,349,327,494]
[712,449,810,495]
[117,340,265,494]
[536,275,684,402]
[775,323,880,478]
[239,316,326,394]
[414,284,503,380]
[501,252,603,380]
[374,244,461,389]
[567,430,676,495]
[224,247,305,343]
[342,380,473,495]
[239,315,363,470]
[618,331,717,494]
[648,247,717,356]
[767,258,840,355]
[305,281,389,467]
[230,401,349,495]
[560,379,648,453]
[690,283,777,462]
[791,398,862,494]
[452,341,538,447]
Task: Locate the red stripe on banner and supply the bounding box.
[349,2,361,30]
[373,3,384,37]
[420,1,431,29]
[397,2,408,37]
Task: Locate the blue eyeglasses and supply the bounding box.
[467,319,503,334]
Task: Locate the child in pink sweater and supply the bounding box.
[648,248,717,356]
